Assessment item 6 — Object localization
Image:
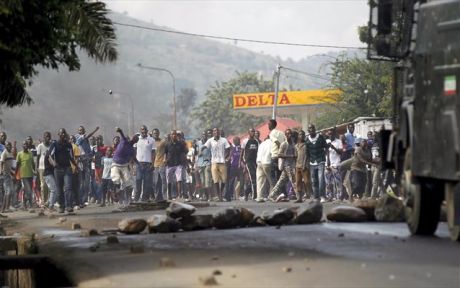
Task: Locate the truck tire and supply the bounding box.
[446,183,460,241]
[403,149,442,235]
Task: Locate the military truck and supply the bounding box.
[367,0,460,241]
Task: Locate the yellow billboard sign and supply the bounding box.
[233,89,340,109]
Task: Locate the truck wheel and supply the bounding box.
[403,149,441,235]
[446,183,460,241]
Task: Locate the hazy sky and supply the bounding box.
[104,0,369,60]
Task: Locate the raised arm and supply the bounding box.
[85,126,100,139]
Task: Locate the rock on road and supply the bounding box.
[4,201,460,288]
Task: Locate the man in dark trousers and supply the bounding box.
[49,129,79,214]
[306,124,328,202]
[242,128,259,200]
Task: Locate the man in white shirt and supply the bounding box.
[205,127,230,201]
[36,131,52,206]
[134,125,155,202]
[325,128,343,201]
[255,138,273,202]
[268,119,286,184]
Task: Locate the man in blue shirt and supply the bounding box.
[75,125,99,206]
[344,123,357,161]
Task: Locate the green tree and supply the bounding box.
[0,0,117,107]
[191,72,272,135]
[317,54,394,129]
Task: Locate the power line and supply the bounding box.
[113,21,366,50]
[281,66,330,80]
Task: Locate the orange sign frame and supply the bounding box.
[233,89,340,109]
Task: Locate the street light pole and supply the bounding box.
[272,64,281,120]
[137,63,177,130]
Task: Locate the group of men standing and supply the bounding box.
[0,119,382,213]
[192,119,382,204]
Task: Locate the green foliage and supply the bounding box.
[0,0,117,107]
[191,72,272,135]
[317,55,394,129]
[358,25,369,44]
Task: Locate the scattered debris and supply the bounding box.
[118,218,147,234]
[72,223,82,230]
[172,234,177,238]
[28,209,36,213]
[231,274,237,278]
[426,272,432,278]
[199,275,219,286]
[58,217,67,223]
[288,252,295,257]
[106,235,119,244]
[211,255,219,261]
[159,257,176,268]
[389,274,395,280]
[306,267,310,271]
[338,233,345,237]
[282,267,292,273]
[374,231,379,235]
[37,210,45,217]
[361,263,367,269]
[212,269,222,276]
[89,243,99,252]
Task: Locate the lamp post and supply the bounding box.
[137,63,177,130]
[107,89,135,136]
[272,64,281,120]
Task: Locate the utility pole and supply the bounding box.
[272,64,281,120]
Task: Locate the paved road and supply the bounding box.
[4,202,460,288]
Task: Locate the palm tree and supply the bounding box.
[0,0,118,107]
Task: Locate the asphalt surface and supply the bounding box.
[3,201,460,288]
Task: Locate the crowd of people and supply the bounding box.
[0,120,383,214]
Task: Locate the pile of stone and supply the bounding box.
[114,196,406,235]
[326,196,406,222]
[117,201,324,234]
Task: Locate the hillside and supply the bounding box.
[1,12,346,141]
